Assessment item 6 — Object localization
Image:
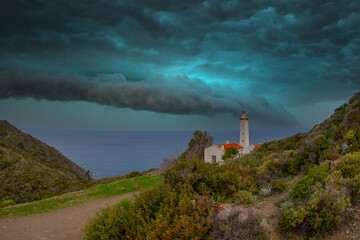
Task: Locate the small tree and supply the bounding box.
[222,147,239,161]
[185,130,214,160]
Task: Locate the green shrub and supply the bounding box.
[234,152,263,167]
[271,180,287,192]
[280,172,351,236]
[126,171,141,178]
[222,147,239,161]
[234,190,254,205]
[277,199,294,212]
[0,199,16,208]
[84,184,216,240]
[348,174,360,204]
[39,189,58,199]
[336,152,360,178]
[279,206,307,232]
[285,156,303,175]
[291,163,330,200]
[213,192,226,202]
[163,158,258,200]
[344,129,356,145]
[306,173,350,233]
[17,142,24,149]
[84,199,136,240]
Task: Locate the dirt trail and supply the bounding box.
[255,192,288,240]
[0,191,138,240]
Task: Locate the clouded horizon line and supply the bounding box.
[0,70,302,128]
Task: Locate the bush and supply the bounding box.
[280,172,351,236]
[164,158,214,191]
[270,180,287,192]
[84,184,216,240]
[259,185,272,196]
[279,206,307,232]
[348,174,360,204]
[126,171,141,178]
[84,199,136,239]
[285,155,303,175]
[163,158,259,200]
[234,152,263,167]
[335,152,360,204]
[306,173,350,233]
[336,152,360,178]
[344,129,356,145]
[0,199,16,208]
[291,163,330,200]
[211,207,267,240]
[234,190,255,205]
[222,147,239,161]
[39,189,58,199]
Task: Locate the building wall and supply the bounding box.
[204,145,224,164]
[243,145,255,154]
[237,149,244,158]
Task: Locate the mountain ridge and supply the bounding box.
[0,120,89,204]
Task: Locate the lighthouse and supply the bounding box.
[204,111,261,163]
[240,111,249,147]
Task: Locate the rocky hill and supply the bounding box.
[247,91,360,171]
[0,121,89,204]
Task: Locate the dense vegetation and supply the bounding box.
[86,92,360,239]
[238,92,360,237]
[0,121,89,204]
[85,164,268,240]
[278,157,359,237]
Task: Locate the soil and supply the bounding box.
[255,192,288,240]
[0,192,138,240]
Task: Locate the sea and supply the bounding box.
[20,127,308,179]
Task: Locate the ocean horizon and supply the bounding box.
[20,127,309,179]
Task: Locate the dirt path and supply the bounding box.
[255,192,288,240]
[0,191,138,240]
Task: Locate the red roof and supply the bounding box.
[218,143,243,150]
[253,143,261,147]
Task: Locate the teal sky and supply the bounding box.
[0,1,359,130]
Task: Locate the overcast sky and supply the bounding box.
[0,0,359,130]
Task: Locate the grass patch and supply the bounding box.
[0,175,163,218]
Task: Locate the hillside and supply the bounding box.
[241,91,360,172]
[83,92,360,240]
[0,120,89,204]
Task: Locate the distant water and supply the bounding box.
[20,127,308,179]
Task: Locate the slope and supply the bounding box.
[239,91,360,173]
[0,120,89,204]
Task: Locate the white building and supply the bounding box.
[204,112,261,163]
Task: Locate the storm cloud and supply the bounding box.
[0,70,300,127]
[0,71,236,116]
[0,0,359,129]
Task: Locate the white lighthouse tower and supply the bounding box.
[240,111,249,147]
[204,111,261,163]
